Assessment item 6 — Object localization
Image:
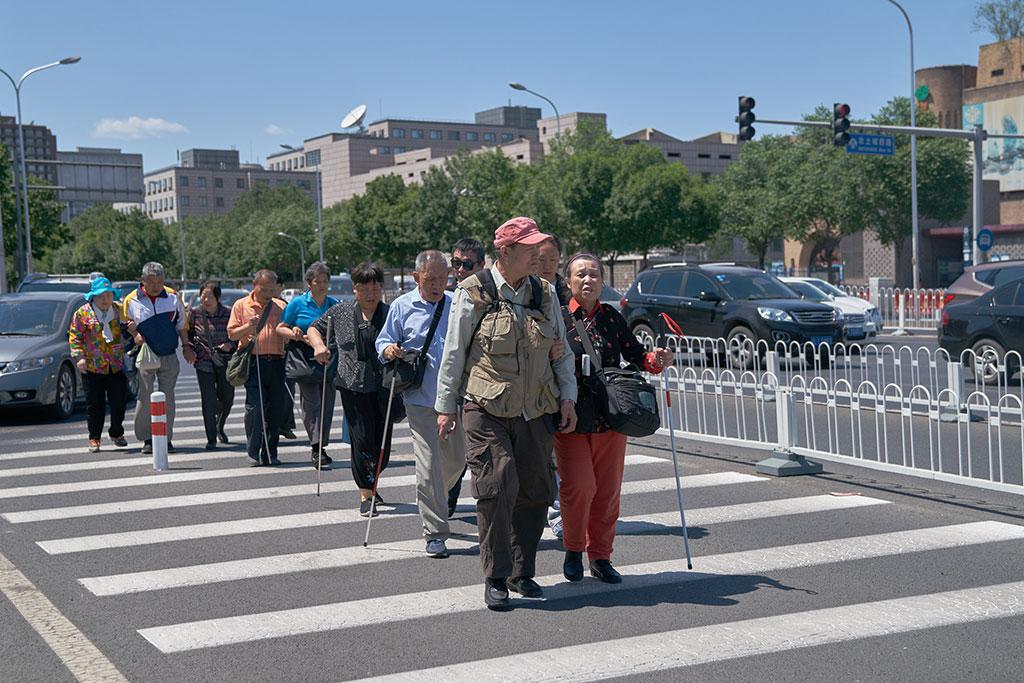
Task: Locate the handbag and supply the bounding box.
[383,299,444,394]
[285,340,328,380]
[200,309,231,371]
[572,316,660,437]
[136,342,162,372]
[226,304,273,387]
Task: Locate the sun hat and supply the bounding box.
[85,276,117,301]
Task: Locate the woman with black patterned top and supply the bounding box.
[556,253,672,584]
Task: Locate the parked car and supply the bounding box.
[330,274,357,303]
[621,264,842,368]
[944,259,1024,307]
[600,284,623,312]
[17,273,98,294]
[781,277,878,341]
[0,292,87,418]
[790,277,883,334]
[184,288,250,312]
[939,278,1024,384]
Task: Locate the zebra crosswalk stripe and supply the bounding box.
[135,520,1024,653]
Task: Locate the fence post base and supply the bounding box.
[756,448,823,477]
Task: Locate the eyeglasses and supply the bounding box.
[452,258,480,271]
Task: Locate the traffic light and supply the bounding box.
[832,103,851,147]
[738,96,756,141]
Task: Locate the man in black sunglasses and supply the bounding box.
[447,238,485,292]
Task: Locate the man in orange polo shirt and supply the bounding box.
[228,269,288,466]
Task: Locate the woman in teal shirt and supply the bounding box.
[276,262,338,468]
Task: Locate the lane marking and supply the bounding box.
[368,577,1024,682]
[137,520,1024,653]
[0,551,127,682]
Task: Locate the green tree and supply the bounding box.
[50,205,174,280]
[974,0,1024,41]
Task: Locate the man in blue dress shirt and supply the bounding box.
[377,250,466,558]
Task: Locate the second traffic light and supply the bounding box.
[738,96,756,141]
[832,103,851,147]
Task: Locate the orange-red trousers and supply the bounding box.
[554,430,628,561]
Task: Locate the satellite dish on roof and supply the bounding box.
[341,104,368,133]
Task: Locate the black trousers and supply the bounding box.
[196,367,234,444]
[338,387,393,490]
[243,356,287,461]
[83,370,128,441]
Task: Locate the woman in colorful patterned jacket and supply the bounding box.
[68,277,129,453]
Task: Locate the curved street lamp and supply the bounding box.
[0,56,81,277]
[276,231,305,280]
[509,81,561,143]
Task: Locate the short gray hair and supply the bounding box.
[141,262,165,279]
[304,261,331,284]
[414,250,449,272]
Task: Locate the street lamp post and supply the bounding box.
[276,231,305,279]
[0,56,81,277]
[509,82,560,144]
[281,143,323,262]
[885,1,919,300]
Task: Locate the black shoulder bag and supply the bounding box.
[383,300,444,394]
[572,315,661,438]
[201,309,232,371]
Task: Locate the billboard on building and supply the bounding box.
[964,96,1024,191]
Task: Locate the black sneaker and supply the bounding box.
[112,435,128,448]
[217,430,229,444]
[359,498,378,518]
[507,577,544,598]
[310,453,330,469]
[205,442,217,451]
[281,429,297,440]
[141,440,152,454]
[484,578,510,610]
[563,551,584,582]
[589,559,622,584]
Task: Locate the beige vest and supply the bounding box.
[460,272,561,420]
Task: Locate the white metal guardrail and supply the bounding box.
[843,286,946,331]
[644,334,1024,495]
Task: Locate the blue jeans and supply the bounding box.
[244,356,287,461]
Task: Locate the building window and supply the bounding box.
[698,153,711,159]
[168,178,173,190]
[448,130,460,141]
[516,154,524,160]
[169,197,174,210]
[718,154,732,159]
[196,176,207,188]
[298,180,311,190]
[215,197,225,208]
[237,178,246,189]
[180,175,189,187]
[394,146,406,154]
[378,146,391,154]
[392,128,405,138]
[483,132,496,142]
[429,130,442,140]
[466,132,478,141]
[411,129,424,139]
[287,159,293,170]
[992,68,1005,77]
[181,195,190,207]
[215,177,224,188]
[198,196,208,207]
[305,149,320,166]
[667,152,681,158]
[501,133,514,143]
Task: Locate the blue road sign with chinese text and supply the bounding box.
[977,228,995,252]
[846,133,895,156]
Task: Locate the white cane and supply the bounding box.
[315,316,331,496]
[662,365,693,569]
[363,372,398,547]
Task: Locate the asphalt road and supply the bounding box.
[2,363,1024,682]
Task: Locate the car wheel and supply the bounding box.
[632,323,656,344]
[50,363,76,419]
[970,339,1005,385]
[726,326,757,371]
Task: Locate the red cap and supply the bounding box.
[493,216,550,249]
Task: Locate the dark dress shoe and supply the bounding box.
[310,453,330,469]
[141,440,153,454]
[205,442,217,451]
[484,578,510,610]
[589,559,623,584]
[217,430,229,444]
[269,456,281,466]
[507,577,544,598]
[167,442,176,453]
[281,429,297,440]
[563,550,584,582]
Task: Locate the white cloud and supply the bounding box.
[92,116,188,140]
[264,124,293,136]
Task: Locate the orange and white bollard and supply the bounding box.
[151,391,169,471]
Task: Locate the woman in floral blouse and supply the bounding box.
[556,253,673,585]
[69,277,129,452]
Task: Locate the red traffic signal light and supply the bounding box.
[832,102,851,147]
[738,96,756,141]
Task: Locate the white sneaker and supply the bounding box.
[426,539,449,558]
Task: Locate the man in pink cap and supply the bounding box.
[436,216,578,610]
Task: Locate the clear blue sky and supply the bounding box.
[0,0,987,172]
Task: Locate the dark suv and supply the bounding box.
[621,264,842,366]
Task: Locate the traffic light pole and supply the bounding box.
[748,117,1024,275]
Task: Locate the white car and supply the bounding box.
[781,277,881,341]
